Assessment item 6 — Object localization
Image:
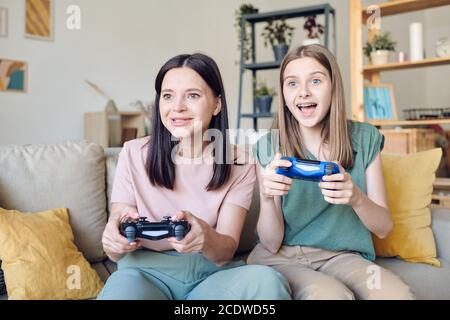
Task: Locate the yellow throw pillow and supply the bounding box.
[374,148,442,267]
[0,207,104,299]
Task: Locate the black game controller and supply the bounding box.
[120,216,191,242]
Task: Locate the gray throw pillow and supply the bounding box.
[0,141,108,262]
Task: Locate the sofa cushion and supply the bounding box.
[0,207,104,300]
[374,149,441,266]
[0,141,107,262]
[238,182,259,253]
[103,258,118,275]
[431,208,450,262]
[105,148,121,217]
[376,257,450,300]
[91,262,111,284]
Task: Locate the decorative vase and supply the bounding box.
[272,44,289,61]
[255,95,273,114]
[370,50,390,65]
[410,22,424,61]
[302,38,321,46]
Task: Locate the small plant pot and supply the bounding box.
[370,50,391,65]
[255,95,273,114]
[272,44,289,61]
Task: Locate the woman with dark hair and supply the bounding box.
[98,53,291,300]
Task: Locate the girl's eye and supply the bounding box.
[162,93,172,100]
[287,81,297,87]
[311,79,322,85]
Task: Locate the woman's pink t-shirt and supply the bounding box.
[111,137,256,251]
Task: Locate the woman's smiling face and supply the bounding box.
[282,57,332,129]
[159,67,221,139]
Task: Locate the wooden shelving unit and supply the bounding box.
[350,0,450,122]
[368,119,450,127]
[363,56,450,74]
[362,0,450,20]
[350,0,450,207]
[432,178,450,208]
[84,111,146,148]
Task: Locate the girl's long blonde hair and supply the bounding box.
[274,44,354,169]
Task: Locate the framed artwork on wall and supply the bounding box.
[0,7,7,37]
[0,59,28,93]
[364,83,398,120]
[25,0,54,41]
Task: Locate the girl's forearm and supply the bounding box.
[256,196,285,253]
[352,188,393,239]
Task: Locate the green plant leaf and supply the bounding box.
[363,32,397,57]
[261,18,295,47]
[235,4,259,62]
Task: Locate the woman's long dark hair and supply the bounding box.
[146,53,231,191]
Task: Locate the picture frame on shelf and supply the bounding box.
[0,7,7,37]
[25,0,54,41]
[0,59,28,93]
[364,83,397,120]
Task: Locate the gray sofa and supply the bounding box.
[0,140,449,300]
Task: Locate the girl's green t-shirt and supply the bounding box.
[253,121,385,260]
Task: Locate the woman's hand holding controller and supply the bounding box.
[102,205,143,262]
[167,210,209,254]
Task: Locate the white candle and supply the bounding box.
[410,22,424,61]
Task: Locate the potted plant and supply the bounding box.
[302,15,324,46]
[235,4,259,63]
[261,18,295,61]
[254,80,277,114]
[363,32,397,65]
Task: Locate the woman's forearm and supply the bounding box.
[352,188,393,239]
[256,196,285,253]
[202,228,238,265]
[105,250,125,263]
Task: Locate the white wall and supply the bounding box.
[0,0,350,145]
[0,0,448,146]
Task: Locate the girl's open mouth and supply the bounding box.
[296,103,317,117]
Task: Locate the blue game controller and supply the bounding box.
[275,157,340,181]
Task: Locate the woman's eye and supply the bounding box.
[311,79,322,85]
[162,94,172,100]
[187,93,200,99]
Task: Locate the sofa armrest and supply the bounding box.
[431,208,450,262]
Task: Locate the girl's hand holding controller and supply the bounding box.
[102,206,142,261]
[318,162,363,206]
[167,210,209,254]
[261,153,294,198]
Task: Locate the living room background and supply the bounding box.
[0,0,448,145]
